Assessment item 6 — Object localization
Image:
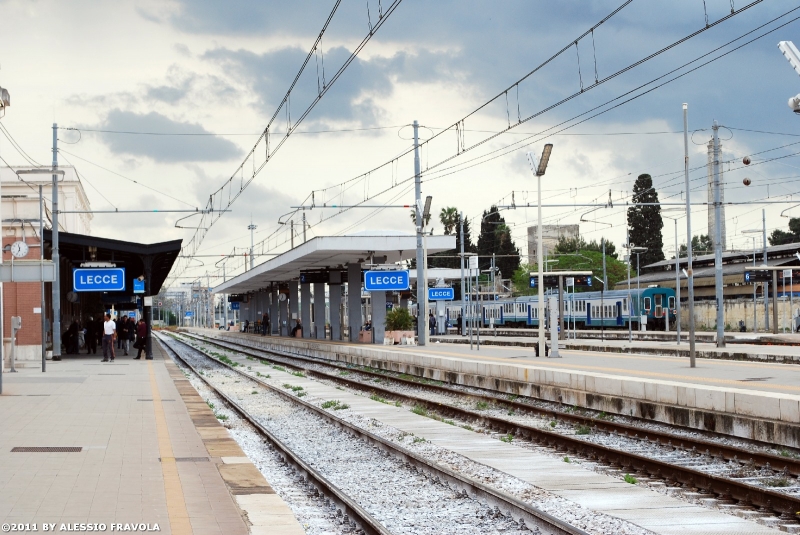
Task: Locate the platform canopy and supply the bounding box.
[44,230,182,296]
[213,233,456,294]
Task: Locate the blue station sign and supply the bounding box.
[230,302,240,310]
[364,270,410,291]
[185,311,194,317]
[73,268,126,292]
[133,279,145,294]
[428,287,454,301]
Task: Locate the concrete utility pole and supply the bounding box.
[712,121,725,347]
[51,123,61,361]
[248,217,257,270]
[303,213,307,243]
[222,263,228,330]
[683,104,696,367]
[626,227,633,343]
[459,212,465,335]
[413,120,426,346]
[763,209,769,330]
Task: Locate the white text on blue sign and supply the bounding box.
[73,268,126,292]
[364,270,409,291]
[428,288,454,301]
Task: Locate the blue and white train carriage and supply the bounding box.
[433,287,676,330]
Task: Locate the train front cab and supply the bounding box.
[640,287,676,329]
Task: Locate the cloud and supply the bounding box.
[94,109,243,163]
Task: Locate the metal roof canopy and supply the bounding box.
[213,234,456,294]
[43,230,182,296]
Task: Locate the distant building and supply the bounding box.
[0,166,92,363]
[527,224,580,265]
[707,140,727,250]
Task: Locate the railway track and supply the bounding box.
[181,331,800,522]
[158,332,589,535]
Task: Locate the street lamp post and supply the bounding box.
[632,247,647,330]
[743,230,761,332]
[526,144,553,359]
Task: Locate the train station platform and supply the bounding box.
[201,329,800,449]
[431,332,800,362]
[0,340,303,535]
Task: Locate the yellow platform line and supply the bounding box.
[148,361,193,535]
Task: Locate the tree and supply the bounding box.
[439,206,459,235]
[477,206,520,279]
[769,217,800,246]
[409,209,431,227]
[512,251,628,296]
[626,173,665,266]
[678,235,713,257]
[554,236,617,259]
[426,210,477,299]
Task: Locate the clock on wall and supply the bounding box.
[10,241,29,258]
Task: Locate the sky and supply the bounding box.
[0,0,799,287]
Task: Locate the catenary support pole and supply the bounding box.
[684,104,696,367]
[626,227,632,342]
[674,217,681,344]
[537,168,545,358]
[459,213,465,336]
[413,120,426,346]
[51,123,61,361]
[712,120,725,347]
[763,209,769,330]
[40,185,46,372]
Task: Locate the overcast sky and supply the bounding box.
[0,0,799,285]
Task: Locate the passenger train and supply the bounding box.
[411,287,676,329]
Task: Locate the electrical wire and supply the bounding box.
[57,148,196,208]
[57,152,118,210]
[0,122,43,167]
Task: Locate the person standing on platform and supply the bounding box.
[428,311,436,336]
[262,313,269,336]
[128,317,136,352]
[118,317,129,356]
[457,313,463,336]
[134,319,148,360]
[101,313,116,362]
[85,317,98,354]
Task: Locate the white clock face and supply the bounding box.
[10,241,29,258]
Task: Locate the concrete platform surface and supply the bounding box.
[0,342,303,535]
[205,341,782,535]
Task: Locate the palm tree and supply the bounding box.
[409,209,431,227]
[439,207,459,235]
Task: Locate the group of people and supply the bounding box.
[101,313,149,362]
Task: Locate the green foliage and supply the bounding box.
[385,307,414,331]
[563,456,571,463]
[477,206,520,279]
[554,236,617,259]
[475,400,490,410]
[575,425,591,435]
[439,206,459,235]
[623,474,637,484]
[370,394,389,404]
[512,251,628,296]
[461,424,474,431]
[411,405,429,417]
[679,234,713,257]
[291,371,306,378]
[769,217,800,246]
[627,174,665,266]
[499,433,514,443]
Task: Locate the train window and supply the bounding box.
[623,300,627,311]
[643,297,651,311]
[668,296,675,309]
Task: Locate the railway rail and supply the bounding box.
[158,332,588,535]
[180,331,800,521]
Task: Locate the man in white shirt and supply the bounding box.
[102,313,116,362]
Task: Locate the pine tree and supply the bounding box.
[626,174,665,266]
[477,206,520,279]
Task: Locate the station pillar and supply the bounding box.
[372,290,386,344]
[347,263,362,341]
[288,281,299,333]
[270,285,279,335]
[329,284,341,340]
[279,286,288,336]
[301,282,311,339]
[313,282,326,339]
